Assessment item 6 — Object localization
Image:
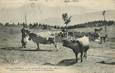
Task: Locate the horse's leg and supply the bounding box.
[24,42,26,48]
[52,41,58,51]
[75,53,78,63]
[84,51,87,59]
[80,51,83,62]
[73,49,78,63]
[84,47,88,59]
[21,42,24,48]
[54,43,57,48]
[104,37,106,42]
[36,43,40,50]
[100,37,102,44]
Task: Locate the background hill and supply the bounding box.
[40,10,115,26]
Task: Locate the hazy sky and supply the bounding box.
[0,0,115,25]
[0,0,115,9]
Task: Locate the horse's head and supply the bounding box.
[24,30,31,40]
[28,37,31,41]
[25,30,30,35]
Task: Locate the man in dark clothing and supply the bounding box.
[21,27,27,48]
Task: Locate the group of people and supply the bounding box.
[94,28,108,44]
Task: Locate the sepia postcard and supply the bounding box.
[0,0,115,73]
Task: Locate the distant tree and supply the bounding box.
[5,22,9,26]
[62,13,72,25]
[0,22,3,26]
[22,22,27,28]
[54,25,57,29]
[42,24,47,29]
[62,13,72,37]
[17,22,20,26]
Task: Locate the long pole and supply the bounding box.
[24,4,27,28]
[25,13,27,25]
[103,10,107,33]
[65,23,68,38]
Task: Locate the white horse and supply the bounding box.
[25,30,59,51]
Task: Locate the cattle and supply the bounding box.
[62,35,90,63]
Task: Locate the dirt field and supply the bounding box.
[0,25,115,73]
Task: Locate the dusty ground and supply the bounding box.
[0,26,115,73]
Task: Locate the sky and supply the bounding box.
[0,0,115,25]
[0,0,115,9]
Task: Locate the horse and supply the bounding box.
[25,30,58,51]
[94,28,103,33]
[62,35,90,63]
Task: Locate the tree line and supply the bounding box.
[0,20,115,30]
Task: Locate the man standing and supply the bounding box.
[21,27,27,48]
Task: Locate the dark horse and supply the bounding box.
[62,36,90,63]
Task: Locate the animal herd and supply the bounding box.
[23,29,91,63]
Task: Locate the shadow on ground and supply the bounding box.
[0,47,22,50]
[21,49,53,52]
[43,59,77,66]
[97,60,115,65]
[0,47,53,52]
